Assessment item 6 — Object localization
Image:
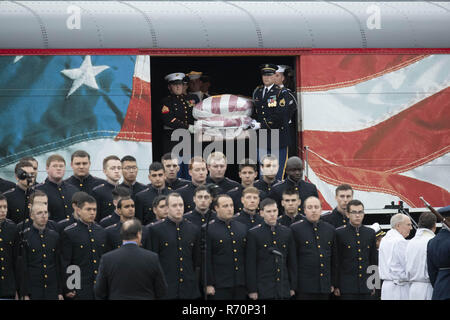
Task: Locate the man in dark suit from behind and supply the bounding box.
[94,219,168,300]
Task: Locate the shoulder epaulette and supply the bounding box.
[2,187,15,195]
[321,211,333,217]
[184,210,193,216]
[272,180,284,188]
[92,184,105,191]
[100,215,112,222]
[291,220,303,227]
[249,224,262,232]
[106,223,118,230]
[35,182,45,188]
[228,186,239,193]
[136,188,150,196]
[64,222,78,231]
[208,219,216,225]
[336,225,346,230]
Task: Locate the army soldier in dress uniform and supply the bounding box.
[177,157,208,213]
[36,154,78,222]
[246,198,297,300]
[321,184,353,229]
[0,195,19,299]
[278,188,304,227]
[92,155,122,222]
[227,160,258,214]
[148,193,201,299]
[184,185,215,228]
[251,64,293,181]
[99,186,131,229]
[60,194,107,300]
[334,200,377,300]
[205,195,247,300]
[233,187,263,231]
[254,154,280,200]
[269,156,318,215]
[161,72,196,155]
[19,202,63,300]
[64,150,105,196]
[291,196,337,300]
[205,152,240,194]
[135,162,171,224]
[119,155,147,200]
[4,160,36,224]
[161,153,190,190]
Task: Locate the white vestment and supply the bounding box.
[379,229,410,300]
[406,228,435,300]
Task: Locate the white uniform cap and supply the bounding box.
[164,72,185,82]
[187,71,202,80]
[276,65,289,73]
[368,222,381,233]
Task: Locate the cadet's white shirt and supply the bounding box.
[405,228,435,300]
[379,229,410,300]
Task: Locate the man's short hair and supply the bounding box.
[302,196,321,210]
[0,194,7,203]
[71,191,89,205]
[152,195,167,208]
[260,154,278,165]
[20,156,37,164]
[335,184,353,195]
[390,213,407,229]
[149,162,164,173]
[103,155,120,169]
[121,218,142,241]
[194,185,211,196]
[418,212,437,230]
[166,192,183,206]
[117,197,133,209]
[77,194,97,209]
[260,198,277,211]
[112,186,131,201]
[121,155,137,163]
[238,159,257,172]
[282,187,299,198]
[71,150,91,162]
[242,186,260,197]
[46,154,66,167]
[213,194,232,209]
[161,153,176,162]
[206,151,226,165]
[189,156,206,170]
[15,161,34,176]
[346,199,364,213]
[29,190,48,205]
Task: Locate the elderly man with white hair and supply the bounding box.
[379,213,413,300]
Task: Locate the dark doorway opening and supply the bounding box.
[150,56,297,182]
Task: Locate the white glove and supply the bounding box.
[188,124,195,134]
[251,119,261,130]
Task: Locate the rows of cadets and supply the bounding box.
[1,149,448,300]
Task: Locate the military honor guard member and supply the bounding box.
[56,191,86,234]
[161,153,190,190]
[184,185,215,229]
[105,197,138,252]
[36,154,78,222]
[64,150,105,195]
[379,213,413,300]
[227,159,258,213]
[233,187,263,231]
[291,196,337,300]
[321,184,354,229]
[427,206,450,300]
[253,154,280,200]
[278,188,303,227]
[135,162,171,224]
[119,155,147,200]
[177,157,208,213]
[205,195,247,300]
[60,194,107,300]
[205,152,240,194]
[98,186,132,229]
[334,200,377,300]
[148,193,201,299]
[91,155,122,222]
[246,198,297,300]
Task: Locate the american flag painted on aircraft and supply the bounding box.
[300,54,450,210]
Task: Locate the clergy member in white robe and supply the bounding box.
[379,213,413,300]
[406,212,437,300]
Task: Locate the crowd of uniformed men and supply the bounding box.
[0,64,448,300]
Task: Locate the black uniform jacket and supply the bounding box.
[290,219,337,294]
[119,181,148,201]
[233,210,263,231]
[135,185,171,224]
[91,182,117,222]
[0,219,19,297]
[36,179,78,222]
[94,243,168,300]
[427,228,450,300]
[4,186,28,224]
[65,174,105,196]
[166,178,190,191]
[206,176,240,194]
[253,179,280,201]
[321,207,349,229]
[246,222,297,299]
[184,209,216,229]
[269,177,318,214]
[99,212,120,229]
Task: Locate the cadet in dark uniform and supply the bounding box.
[119,155,147,200]
[99,186,132,228]
[291,196,337,300]
[151,195,169,222]
[135,162,171,224]
[269,156,318,215]
[254,154,280,200]
[4,161,36,224]
[251,64,293,180]
[246,198,297,300]
[321,184,353,229]
[60,194,107,300]
[278,188,304,227]
[427,205,450,300]
[177,157,208,213]
[148,193,201,299]
[161,72,196,155]
[233,187,263,231]
[36,154,78,222]
[0,195,19,299]
[56,191,87,234]
[64,150,105,196]
[334,200,377,300]
[205,152,240,194]
[16,191,58,233]
[91,155,122,222]
[0,177,15,194]
[227,160,258,213]
[184,185,215,228]
[205,195,247,300]
[161,153,190,190]
[19,202,63,300]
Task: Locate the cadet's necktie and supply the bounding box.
[263,87,268,98]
